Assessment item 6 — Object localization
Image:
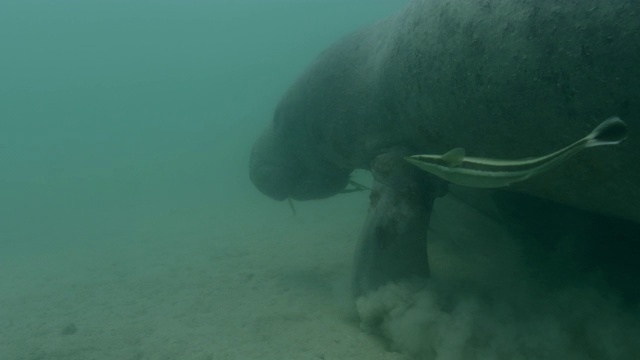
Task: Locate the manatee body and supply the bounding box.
[249,0,640,295]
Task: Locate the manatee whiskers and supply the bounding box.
[405,117,628,188]
[287,197,297,216]
[285,179,370,216]
[339,179,371,194]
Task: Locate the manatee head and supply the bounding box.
[249,124,352,201]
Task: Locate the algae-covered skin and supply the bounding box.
[249,0,640,295]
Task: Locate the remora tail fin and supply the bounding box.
[585,117,628,147]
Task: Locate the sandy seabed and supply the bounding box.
[0,190,408,360]
[3,175,639,360]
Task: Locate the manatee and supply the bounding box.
[249,0,640,297]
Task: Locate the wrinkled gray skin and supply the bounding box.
[249,0,640,297]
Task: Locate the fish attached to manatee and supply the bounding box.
[405,117,628,188]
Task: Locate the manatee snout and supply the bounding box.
[249,126,351,201]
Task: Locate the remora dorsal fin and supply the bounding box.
[441,148,465,167]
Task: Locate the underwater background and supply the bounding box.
[1,1,639,359]
[0,0,403,262]
[0,1,407,359]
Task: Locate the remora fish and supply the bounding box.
[405,117,628,188]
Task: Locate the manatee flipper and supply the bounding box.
[351,149,446,297]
